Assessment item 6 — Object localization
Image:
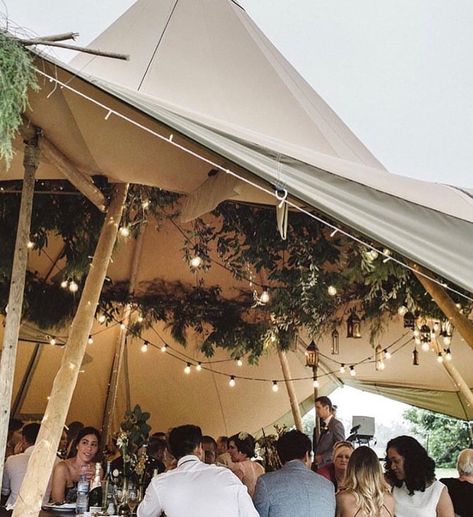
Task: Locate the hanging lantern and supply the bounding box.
[412,347,419,366]
[403,311,416,330]
[305,340,320,368]
[441,321,454,345]
[347,309,362,339]
[331,329,340,355]
[420,324,431,345]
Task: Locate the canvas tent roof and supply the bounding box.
[1,0,473,434]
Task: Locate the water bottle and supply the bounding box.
[76,465,90,515]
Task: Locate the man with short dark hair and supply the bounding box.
[202,435,218,465]
[137,424,258,517]
[2,423,55,507]
[314,396,345,467]
[254,430,335,517]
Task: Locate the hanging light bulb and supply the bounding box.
[433,322,440,333]
[229,376,236,388]
[142,199,150,209]
[120,322,126,330]
[260,289,270,304]
[339,364,346,374]
[421,341,430,352]
[272,380,279,392]
[196,362,202,371]
[413,327,421,338]
[87,335,94,345]
[437,352,444,363]
[68,281,79,293]
[398,306,408,316]
[382,248,392,263]
[367,249,379,261]
[236,358,243,367]
[141,341,149,352]
[119,226,130,237]
[350,366,357,376]
[412,347,419,366]
[445,348,452,361]
[98,314,106,324]
[443,335,452,346]
[60,280,68,289]
[383,349,392,360]
[375,345,384,371]
[161,344,168,353]
[49,337,57,346]
[27,240,35,249]
[190,255,203,268]
[137,314,144,323]
[313,378,320,388]
[327,285,337,297]
[184,363,192,374]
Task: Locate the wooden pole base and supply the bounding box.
[277,349,303,431]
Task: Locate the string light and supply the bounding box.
[98,314,106,323]
[313,379,320,388]
[260,289,270,304]
[36,68,473,304]
[445,348,452,361]
[142,200,150,209]
[120,322,126,330]
[190,255,203,268]
[196,362,202,371]
[272,380,279,392]
[49,337,56,346]
[119,226,130,237]
[27,240,35,249]
[339,364,346,374]
[229,376,236,387]
[87,335,94,345]
[161,344,168,352]
[236,358,243,367]
[68,281,78,293]
[327,285,337,297]
[350,366,356,376]
[141,341,149,352]
[397,306,408,316]
[437,352,444,363]
[184,363,192,374]
[60,280,68,289]
[137,314,144,323]
[383,349,392,360]
[421,341,430,352]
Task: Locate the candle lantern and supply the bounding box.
[346,310,361,339]
[403,311,416,330]
[331,329,340,355]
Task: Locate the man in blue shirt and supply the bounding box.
[254,430,335,517]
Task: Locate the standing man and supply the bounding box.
[254,430,335,517]
[137,424,258,517]
[314,396,345,468]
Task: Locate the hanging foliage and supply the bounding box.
[0,32,39,166]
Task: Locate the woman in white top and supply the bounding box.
[385,436,454,517]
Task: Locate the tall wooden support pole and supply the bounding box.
[13,183,128,517]
[0,129,40,482]
[277,349,303,431]
[411,264,473,352]
[101,224,146,447]
[12,343,43,418]
[313,365,320,453]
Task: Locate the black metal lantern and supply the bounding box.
[420,324,431,344]
[331,329,340,355]
[403,311,416,330]
[305,340,320,368]
[412,347,419,366]
[347,310,361,339]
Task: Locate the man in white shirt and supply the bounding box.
[2,422,53,507]
[137,424,258,517]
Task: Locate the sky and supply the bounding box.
[2,0,473,187]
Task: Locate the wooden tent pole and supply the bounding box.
[277,349,303,431]
[12,183,128,517]
[411,263,473,352]
[0,128,40,482]
[101,224,146,447]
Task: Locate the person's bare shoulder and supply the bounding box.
[336,490,357,507]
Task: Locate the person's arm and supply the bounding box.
[50,462,68,503]
[137,482,163,517]
[253,477,269,517]
[436,486,454,517]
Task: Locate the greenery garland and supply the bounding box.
[0,32,39,166]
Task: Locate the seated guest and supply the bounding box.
[51,426,101,503]
[386,435,454,517]
[137,424,258,517]
[2,423,54,506]
[336,446,394,517]
[202,435,218,465]
[141,436,167,489]
[5,419,23,459]
[254,430,335,517]
[217,435,232,466]
[317,441,354,491]
[64,421,84,458]
[229,432,265,498]
[440,448,473,517]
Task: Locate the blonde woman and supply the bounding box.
[336,446,394,517]
[317,441,354,491]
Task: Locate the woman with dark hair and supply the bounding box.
[336,446,393,516]
[228,432,264,498]
[385,435,454,517]
[51,426,102,503]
